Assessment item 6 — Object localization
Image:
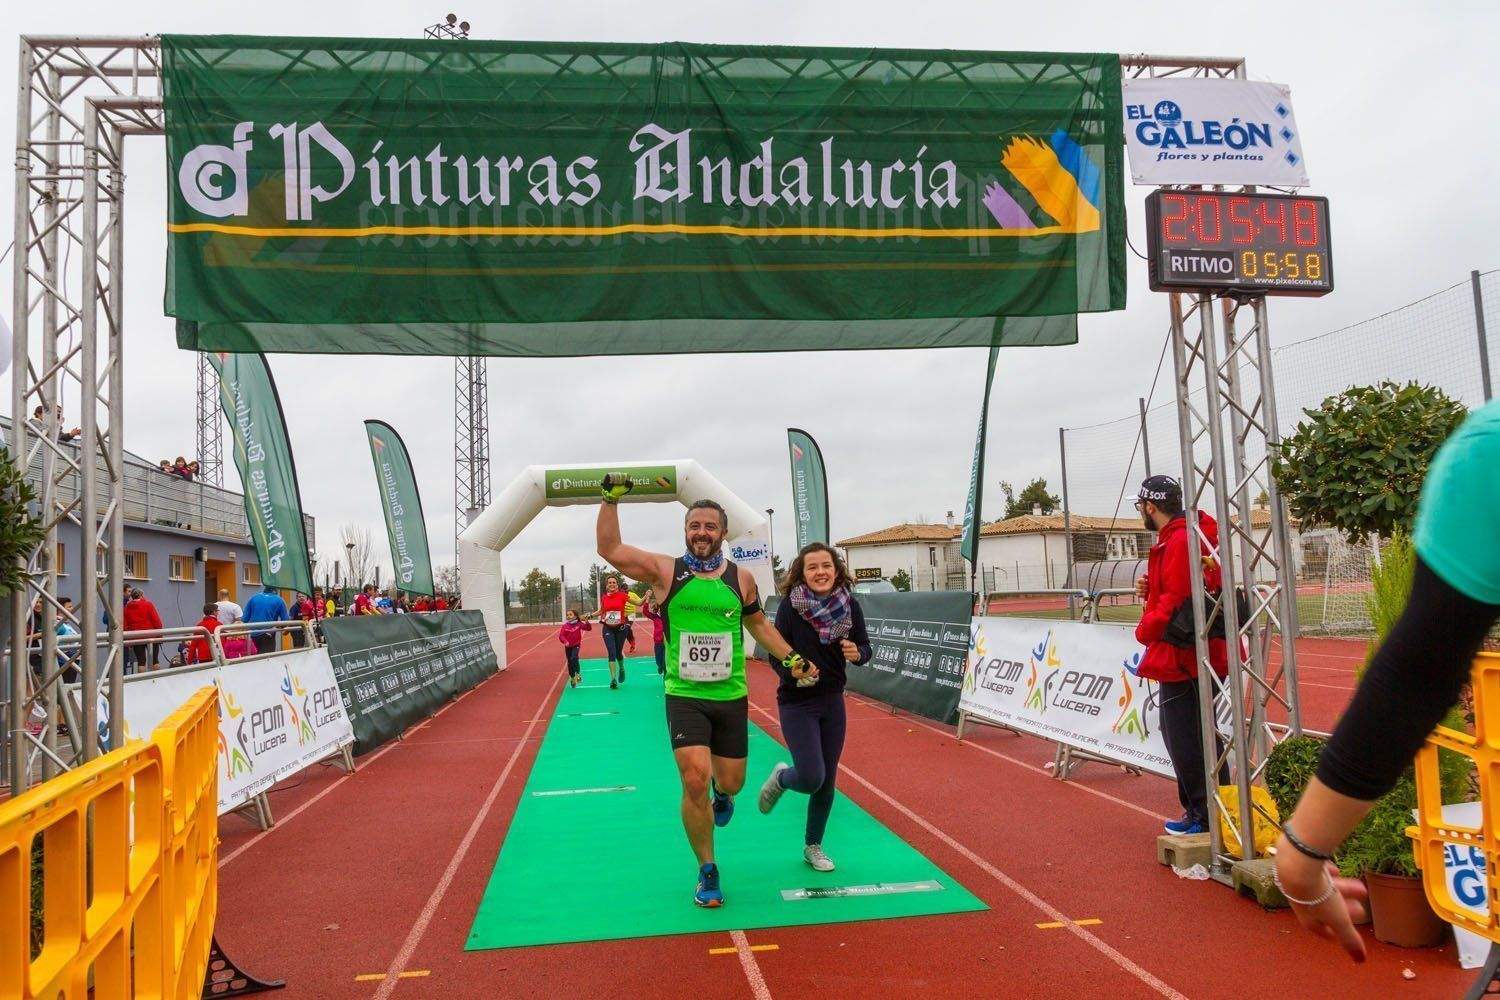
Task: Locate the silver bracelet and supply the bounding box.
[1272,865,1338,907]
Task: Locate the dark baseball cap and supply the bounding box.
[1137,475,1182,505]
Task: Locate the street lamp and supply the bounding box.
[765,508,776,575]
[344,541,355,588]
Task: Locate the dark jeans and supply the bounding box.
[130,643,151,672]
[776,690,847,846]
[654,641,665,674]
[565,646,581,678]
[1159,676,1229,826]
[290,628,307,649]
[253,633,275,655]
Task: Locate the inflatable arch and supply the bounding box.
[458,461,774,668]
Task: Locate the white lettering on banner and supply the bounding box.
[377,454,417,584]
[107,648,354,815]
[960,616,1175,779]
[1121,79,1308,187]
[225,375,287,574]
[179,121,964,222]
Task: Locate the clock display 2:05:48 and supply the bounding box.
[1240,250,1324,281]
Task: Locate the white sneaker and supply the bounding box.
[804,844,835,872]
[759,762,790,814]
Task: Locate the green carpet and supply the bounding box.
[466,658,986,950]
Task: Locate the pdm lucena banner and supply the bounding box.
[162,37,1123,356]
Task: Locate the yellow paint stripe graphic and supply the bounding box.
[1035,918,1102,929]
[169,220,1093,240]
[709,944,780,955]
[354,970,431,981]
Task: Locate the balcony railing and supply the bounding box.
[9,420,316,551]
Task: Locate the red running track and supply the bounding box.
[215,625,1464,998]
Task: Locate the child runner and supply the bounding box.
[640,596,667,675]
[558,610,591,688]
[758,543,871,873]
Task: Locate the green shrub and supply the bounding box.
[1271,381,1466,540]
[1264,734,1325,821]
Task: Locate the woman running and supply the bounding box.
[592,575,632,689]
[640,596,667,675]
[757,543,871,872]
[558,610,591,688]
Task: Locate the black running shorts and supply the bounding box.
[664,694,749,759]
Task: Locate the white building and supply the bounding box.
[839,506,1295,593]
[836,517,965,592]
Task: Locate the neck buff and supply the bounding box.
[683,549,725,573]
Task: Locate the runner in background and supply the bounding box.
[558,610,591,688]
[590,575,633,690]
[1276,398,1500,962]
[596,475,809,907]
[758,543,870,872]
[640,596,667,675]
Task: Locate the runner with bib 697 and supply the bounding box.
[595,473,811,908]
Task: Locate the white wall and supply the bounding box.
[842,540,950,582]
[974,532,1069,591]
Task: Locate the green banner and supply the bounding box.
[960,344,1002,570]
[364,420,434,596]
[847,591,973,725]
[543,465,676,501]
[786,428,829,551]
[321,609,497,753]
[162,37,1124,356]
[207,351,313,594]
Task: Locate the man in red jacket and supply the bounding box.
[121,587,164,673]
[1133,476,1229,836]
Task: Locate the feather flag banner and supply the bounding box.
[164,38,1125,357]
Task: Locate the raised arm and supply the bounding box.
[596,491,668,591]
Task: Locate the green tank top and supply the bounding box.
[663,558,747,701]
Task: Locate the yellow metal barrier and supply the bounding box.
[1,687,219,999]
[1409,652,1500,943]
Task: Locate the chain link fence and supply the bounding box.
[1058,270,1497,636]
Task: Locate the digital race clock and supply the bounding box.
[1146,191,1333,296]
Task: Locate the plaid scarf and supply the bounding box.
[789,584,853,643]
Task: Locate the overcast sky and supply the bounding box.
[1,1,1495,590]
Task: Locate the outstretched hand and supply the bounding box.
[1274,839,1368,962]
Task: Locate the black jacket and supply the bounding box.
[771,596,872,703]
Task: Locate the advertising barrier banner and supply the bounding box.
[961,616,1174,778]
[1121,78,1309,187]
[110,648,353,815]
[320,610,498,753]
[846,591,973,724]
[162,37,1124,357]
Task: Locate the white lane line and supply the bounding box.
[730,929,773,1000]
[374,667,566,999]
[749,701,1187,1000]
[844,694,1172,823]
[530,785,636,797]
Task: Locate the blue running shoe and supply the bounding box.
[1164,816,1207,835]
[695,863,724,908]
[710,779,734,828]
